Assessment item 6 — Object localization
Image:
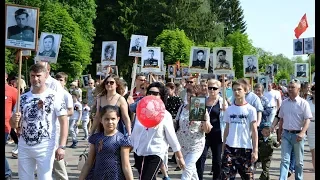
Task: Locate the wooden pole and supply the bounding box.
[16,50,23,127]
[222,74,226,108]
[129,57,138,96]
[308,54,312,83]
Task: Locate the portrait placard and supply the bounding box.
[295,63,308,81]
[243,55,259,77]
[273,64,279,75]
[81,74,92,88]
[200,73,216,80]
[258,76,269,92]
[168,65,176,78]
[182,66,190,78]
[36,32,62,63]
[212,47,233,74]
[189,46,210,74]
[176,65,183,79]
[293,38,304,55]
[141,47,161,73]
[129,34,148,57]
[303,37,314,54]
[101,41,117,66]
[96,63,103,75]
[265,64,274,77]
[189,96,206,121]
[279,79,287,86]
[5,4,39,50]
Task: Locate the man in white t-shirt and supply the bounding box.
[264,83,282,124]
[10,64,68,180]
[221,79,258,179]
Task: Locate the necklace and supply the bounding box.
[106,93,117,101]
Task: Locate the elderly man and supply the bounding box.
[278,79,312,180]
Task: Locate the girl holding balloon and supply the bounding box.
[79,105,133,180]
[90,74,131,136]
[130,82,186,180]
[175,85,212,180]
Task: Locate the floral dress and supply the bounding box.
[176,107,205,154]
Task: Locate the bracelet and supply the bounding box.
[58,145,66,150]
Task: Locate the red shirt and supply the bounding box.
[130,87,144,101]
[5,84,18,133]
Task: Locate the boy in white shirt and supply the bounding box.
[221,80,258,179]
[69,92,82,148]
[81,99,90,140]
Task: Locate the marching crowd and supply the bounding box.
[5,62,315,180]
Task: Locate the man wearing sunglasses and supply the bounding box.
[179,77,196,104]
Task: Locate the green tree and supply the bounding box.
[217,0,247,36]
[224,31,256,78]
[153,29,194,65]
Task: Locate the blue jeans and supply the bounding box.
[279,130,304,180]
[5,133,12,178]
[289,149,296,171]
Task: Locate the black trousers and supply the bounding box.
[10,128,18,144]
[196,142,222,180]
[135,154,162,180]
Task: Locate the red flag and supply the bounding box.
[294,13,308,39]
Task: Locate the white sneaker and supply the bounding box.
[76,127,79,135]
[11,144,18,153]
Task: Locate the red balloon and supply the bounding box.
[136,96,166,128]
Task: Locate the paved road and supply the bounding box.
[6,131,315,180]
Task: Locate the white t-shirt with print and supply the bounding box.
[16,88,67,150]
[71,101,82,120]
[223,103,257,149]
[82,106,91,121]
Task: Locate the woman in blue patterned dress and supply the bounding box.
[79,105,133,180]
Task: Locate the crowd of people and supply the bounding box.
[5,62,315,180]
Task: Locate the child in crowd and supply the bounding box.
[81,99,91,140]
[79,105,133,180]
[258,122,280,180]
[69,92,82,148]
[220,80,258,179]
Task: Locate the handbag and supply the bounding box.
[77,144,89,171]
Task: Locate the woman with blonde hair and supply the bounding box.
[90,74,131,136]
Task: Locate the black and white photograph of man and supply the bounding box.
[37,33,62,63]
[141,47,161,72]
[265,64,274,77]
[304,37,314,54]
[243,55,258,75]
[295,63,308,77]
[81,74,91,87]
[168,65,176,78]
[182,66,190,77]
[293,38,304,55]
[258,76,268,91]
[279,79,287,86]
[101,41,117,65]
[128,34,148,57]
[212,47,233,74]
[5,4,39,50]
[189,47,210,73]
[176,67,182,78]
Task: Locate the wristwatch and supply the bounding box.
[58,145,66,150]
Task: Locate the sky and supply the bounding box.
[240,0,315,60]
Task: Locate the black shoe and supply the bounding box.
[174,167,181,171]
[69,141,78,148]
[288,171,292,178]
[158,170,162,175]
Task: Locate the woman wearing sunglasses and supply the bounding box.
[194,79,227,180]
[174,84,212,180]
[90,74,131,136]
[130,82,186,180]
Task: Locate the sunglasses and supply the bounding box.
[105,81,115,85]
[208,87,219,90]
[147,91,160,96]
[187,81,194,84]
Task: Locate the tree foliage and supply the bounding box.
[153,29,194,65]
